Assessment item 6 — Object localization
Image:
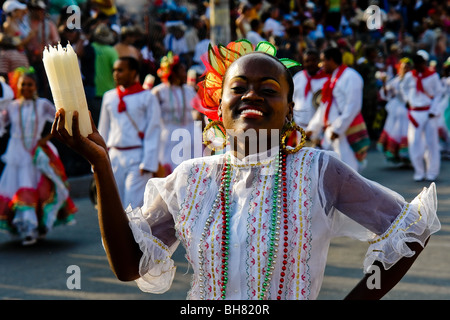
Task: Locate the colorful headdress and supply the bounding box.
[9,66,35,98]
[157,51,180,82]
[195,39,300,121]
[399,57,413,65]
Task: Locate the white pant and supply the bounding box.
[109,148,153,208]
[408,116,441,180]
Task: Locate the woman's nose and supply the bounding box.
[241,87,263,101]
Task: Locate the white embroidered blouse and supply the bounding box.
[126,147,440,300]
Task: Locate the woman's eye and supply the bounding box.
[231,86,246,93]
[262,88,278,94]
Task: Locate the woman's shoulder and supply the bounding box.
[176,154,224,171]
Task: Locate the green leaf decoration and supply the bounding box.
[279,58,301,69]
[219,45,240,62]
[255,41,277,56]
[208,43,226,75]
[234,39,254,55]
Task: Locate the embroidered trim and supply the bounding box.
[368,204,411,244]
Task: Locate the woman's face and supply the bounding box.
[18,75,37,100]
[218,53,293,135]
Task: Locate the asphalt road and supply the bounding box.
[0,149,449,300]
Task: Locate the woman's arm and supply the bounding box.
[344,239,428,300]
[319,154,439,300]
[52,109,142,281]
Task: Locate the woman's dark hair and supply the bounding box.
[20,72,38,84]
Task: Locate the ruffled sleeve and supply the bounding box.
[318,152,441,273]
[125,167,183,294]
[126,205,179,294]
[363,183,440,272]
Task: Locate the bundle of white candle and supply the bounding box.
[43,43,92,137]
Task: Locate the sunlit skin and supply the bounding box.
[218,53,294,158]
[303,52,321,76]
[18,75,37,100]
[113,59,137,88]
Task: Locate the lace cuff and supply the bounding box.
[126,205,178,294]
[363,183,440,273]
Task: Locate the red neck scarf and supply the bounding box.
[117,82,145,113]
[322,65,347,126]
[303,68,328,96]
[411,68,435,96]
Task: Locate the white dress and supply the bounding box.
[151,83,198,173]
[0,98,76,237]
[125,146,440,300]
[377,76,409,164]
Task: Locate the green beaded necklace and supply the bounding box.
[214,150,288,300]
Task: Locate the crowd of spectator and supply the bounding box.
[0,0,449,176]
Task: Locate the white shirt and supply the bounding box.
[246,30,265,47]
[400,70,444,115]
[263,17,285,37]
[292,69,328,128]
[98,88,161,172]
[164,33,188,56]
[125,147,440,299]
[307,67,363,137]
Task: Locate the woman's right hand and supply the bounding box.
[51,108,109,167]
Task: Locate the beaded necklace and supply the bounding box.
[198,149,288,300]
[18,98,38,151]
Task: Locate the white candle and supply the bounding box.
[43,43,92,137]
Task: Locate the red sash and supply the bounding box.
[322,65,347,126]
[320,65,370,162]
[408,106,430,128]
[411,68,435,98]
[117,82,145,113]
[303,69,328,97]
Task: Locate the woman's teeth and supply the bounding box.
[241,109,263,116]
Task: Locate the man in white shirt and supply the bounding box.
[98,56,162,208]
[246,18,265,47]
[306,47,365,172]
[292,49,328,129]
[262,7,284,38]
[400,51,444,181]
[164,24,188,59]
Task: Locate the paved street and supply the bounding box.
[0,149,449,300]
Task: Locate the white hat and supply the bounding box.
[416,49,429,62]
[2,0,27,13]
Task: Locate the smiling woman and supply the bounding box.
[51,39,440,300]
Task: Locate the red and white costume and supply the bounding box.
[292,69,328,129]
[98,83,162,208]
[400,68,444,181]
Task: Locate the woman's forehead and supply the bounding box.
[227,53,286,79]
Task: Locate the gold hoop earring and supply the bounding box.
[203,120,227,151]
[280,121,306,154]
